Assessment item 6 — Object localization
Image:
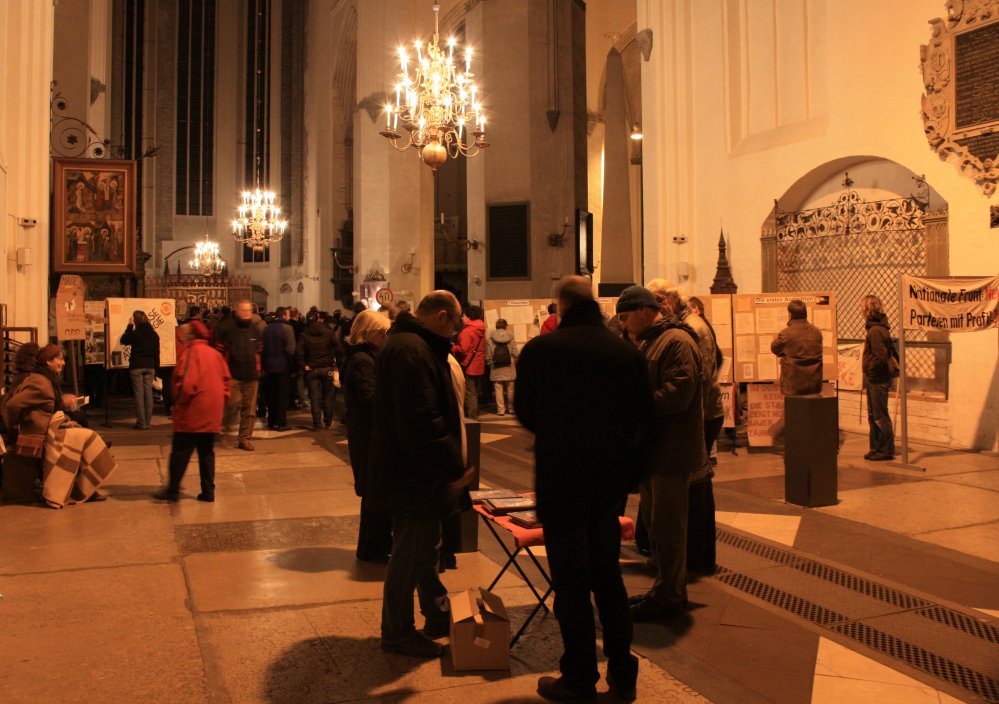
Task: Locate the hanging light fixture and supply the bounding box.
[231,188,288,250]
[189,235,226,276]
[380,2,488,171]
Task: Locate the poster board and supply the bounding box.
[696,294,734,383]
[84,301,107,365]
[483,299,548,346]
[747,381,836,446]
[55,275,87,341]
[836,342,863,391]
[732,291,837,384]
[105,298,178,369]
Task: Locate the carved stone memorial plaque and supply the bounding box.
[921,1,999,195]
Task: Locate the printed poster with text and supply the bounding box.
[106,298,178,369]
[732,291,837,384]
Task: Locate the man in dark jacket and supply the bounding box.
[296,312,341,430]
[515,277,653,703]
[215,300,263,451]
[617,285,705,623]
[369,291,473,659]
[262,307,296,431]
[771,299,823,396]
[862,295,895,460]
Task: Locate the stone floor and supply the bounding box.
[1,400,997,703]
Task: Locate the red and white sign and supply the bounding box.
[375,288,395,306]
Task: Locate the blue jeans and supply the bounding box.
[129,368,155,428]
[866,378,894,456]
[381,515,447,641]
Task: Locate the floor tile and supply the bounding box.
[715,511,802,546]
[172,487,362,524]
[915,521,999,563]
[0,501,177,573]
[816,481,999,534]
[0,563,205,704]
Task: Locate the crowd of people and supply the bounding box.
[0,282,899,703]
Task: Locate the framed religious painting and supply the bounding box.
[52,158,137,274]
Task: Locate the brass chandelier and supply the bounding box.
[189,235,226,276]
[380,2,488,171]
[231,188,288,250]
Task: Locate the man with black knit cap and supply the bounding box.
[516,276,653,703]
[616,284,705,622]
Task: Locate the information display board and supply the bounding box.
[105,298,178,368]
[732,291,837,384]
[84,301,107,365]
[483,299,548,345]
[55,275,87,341]
[696,294,734,383]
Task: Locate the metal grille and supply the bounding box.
[716,527,999,702]
[773,174,946,388]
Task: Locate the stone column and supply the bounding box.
[599,47,633,285]
[354,0,431,303]
[638,0,694,285]
[1,0,55,332]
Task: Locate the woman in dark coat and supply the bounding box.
[120,310,160,429]
[342,309,392,563]
[861,295,895,460]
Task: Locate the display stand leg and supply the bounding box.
[102,369,111,428]
[890,275,924,472]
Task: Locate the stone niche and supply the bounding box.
[921,0,999,195]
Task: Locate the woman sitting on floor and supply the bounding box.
[1,344,117,508]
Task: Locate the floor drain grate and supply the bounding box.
[790,558,932,611]
[831,621,999,702]
[715,571,845,627]
[717,529,802,565]
[917,605,999,646]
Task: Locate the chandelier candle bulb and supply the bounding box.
[379,2,489,170]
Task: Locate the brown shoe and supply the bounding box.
[238,439,254,452]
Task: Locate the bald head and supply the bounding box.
[416,290,462,337]
[554,276,593,317]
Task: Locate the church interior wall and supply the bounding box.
[640,0,998,450]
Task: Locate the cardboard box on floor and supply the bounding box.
[450,587,510,671]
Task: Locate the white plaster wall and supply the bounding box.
[639,0,998,450]
[2,0,54,335]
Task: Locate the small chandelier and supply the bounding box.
[380,2,488,171]
[189,235,226,276]
[231,189,288,250]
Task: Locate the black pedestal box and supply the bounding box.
[784,394,838,507]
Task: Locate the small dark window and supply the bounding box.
[487,203,530,279]
[243,244,270,263]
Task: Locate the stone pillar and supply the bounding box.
[638,0,694,285]
[354,0,432,302]
[1,0,55,333]
[599,48,633,284]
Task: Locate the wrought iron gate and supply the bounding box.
[771,174,944,391]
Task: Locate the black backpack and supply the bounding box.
[492,341,512,368]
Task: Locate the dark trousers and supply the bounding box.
[687,477,716,573]
[543,500,637,693]
[305,368,335,427]
[167,431,216,497]
[866,379,894,456]
[356,495,393,560]
[265,373,290,428]
[704,415,724,457]
[159,367,173,414]
[639,470,688,607]
[381,515,447,641]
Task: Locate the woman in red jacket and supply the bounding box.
[154,321,231,502]
[451,305,486,418]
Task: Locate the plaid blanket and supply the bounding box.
[42,411,118,508]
